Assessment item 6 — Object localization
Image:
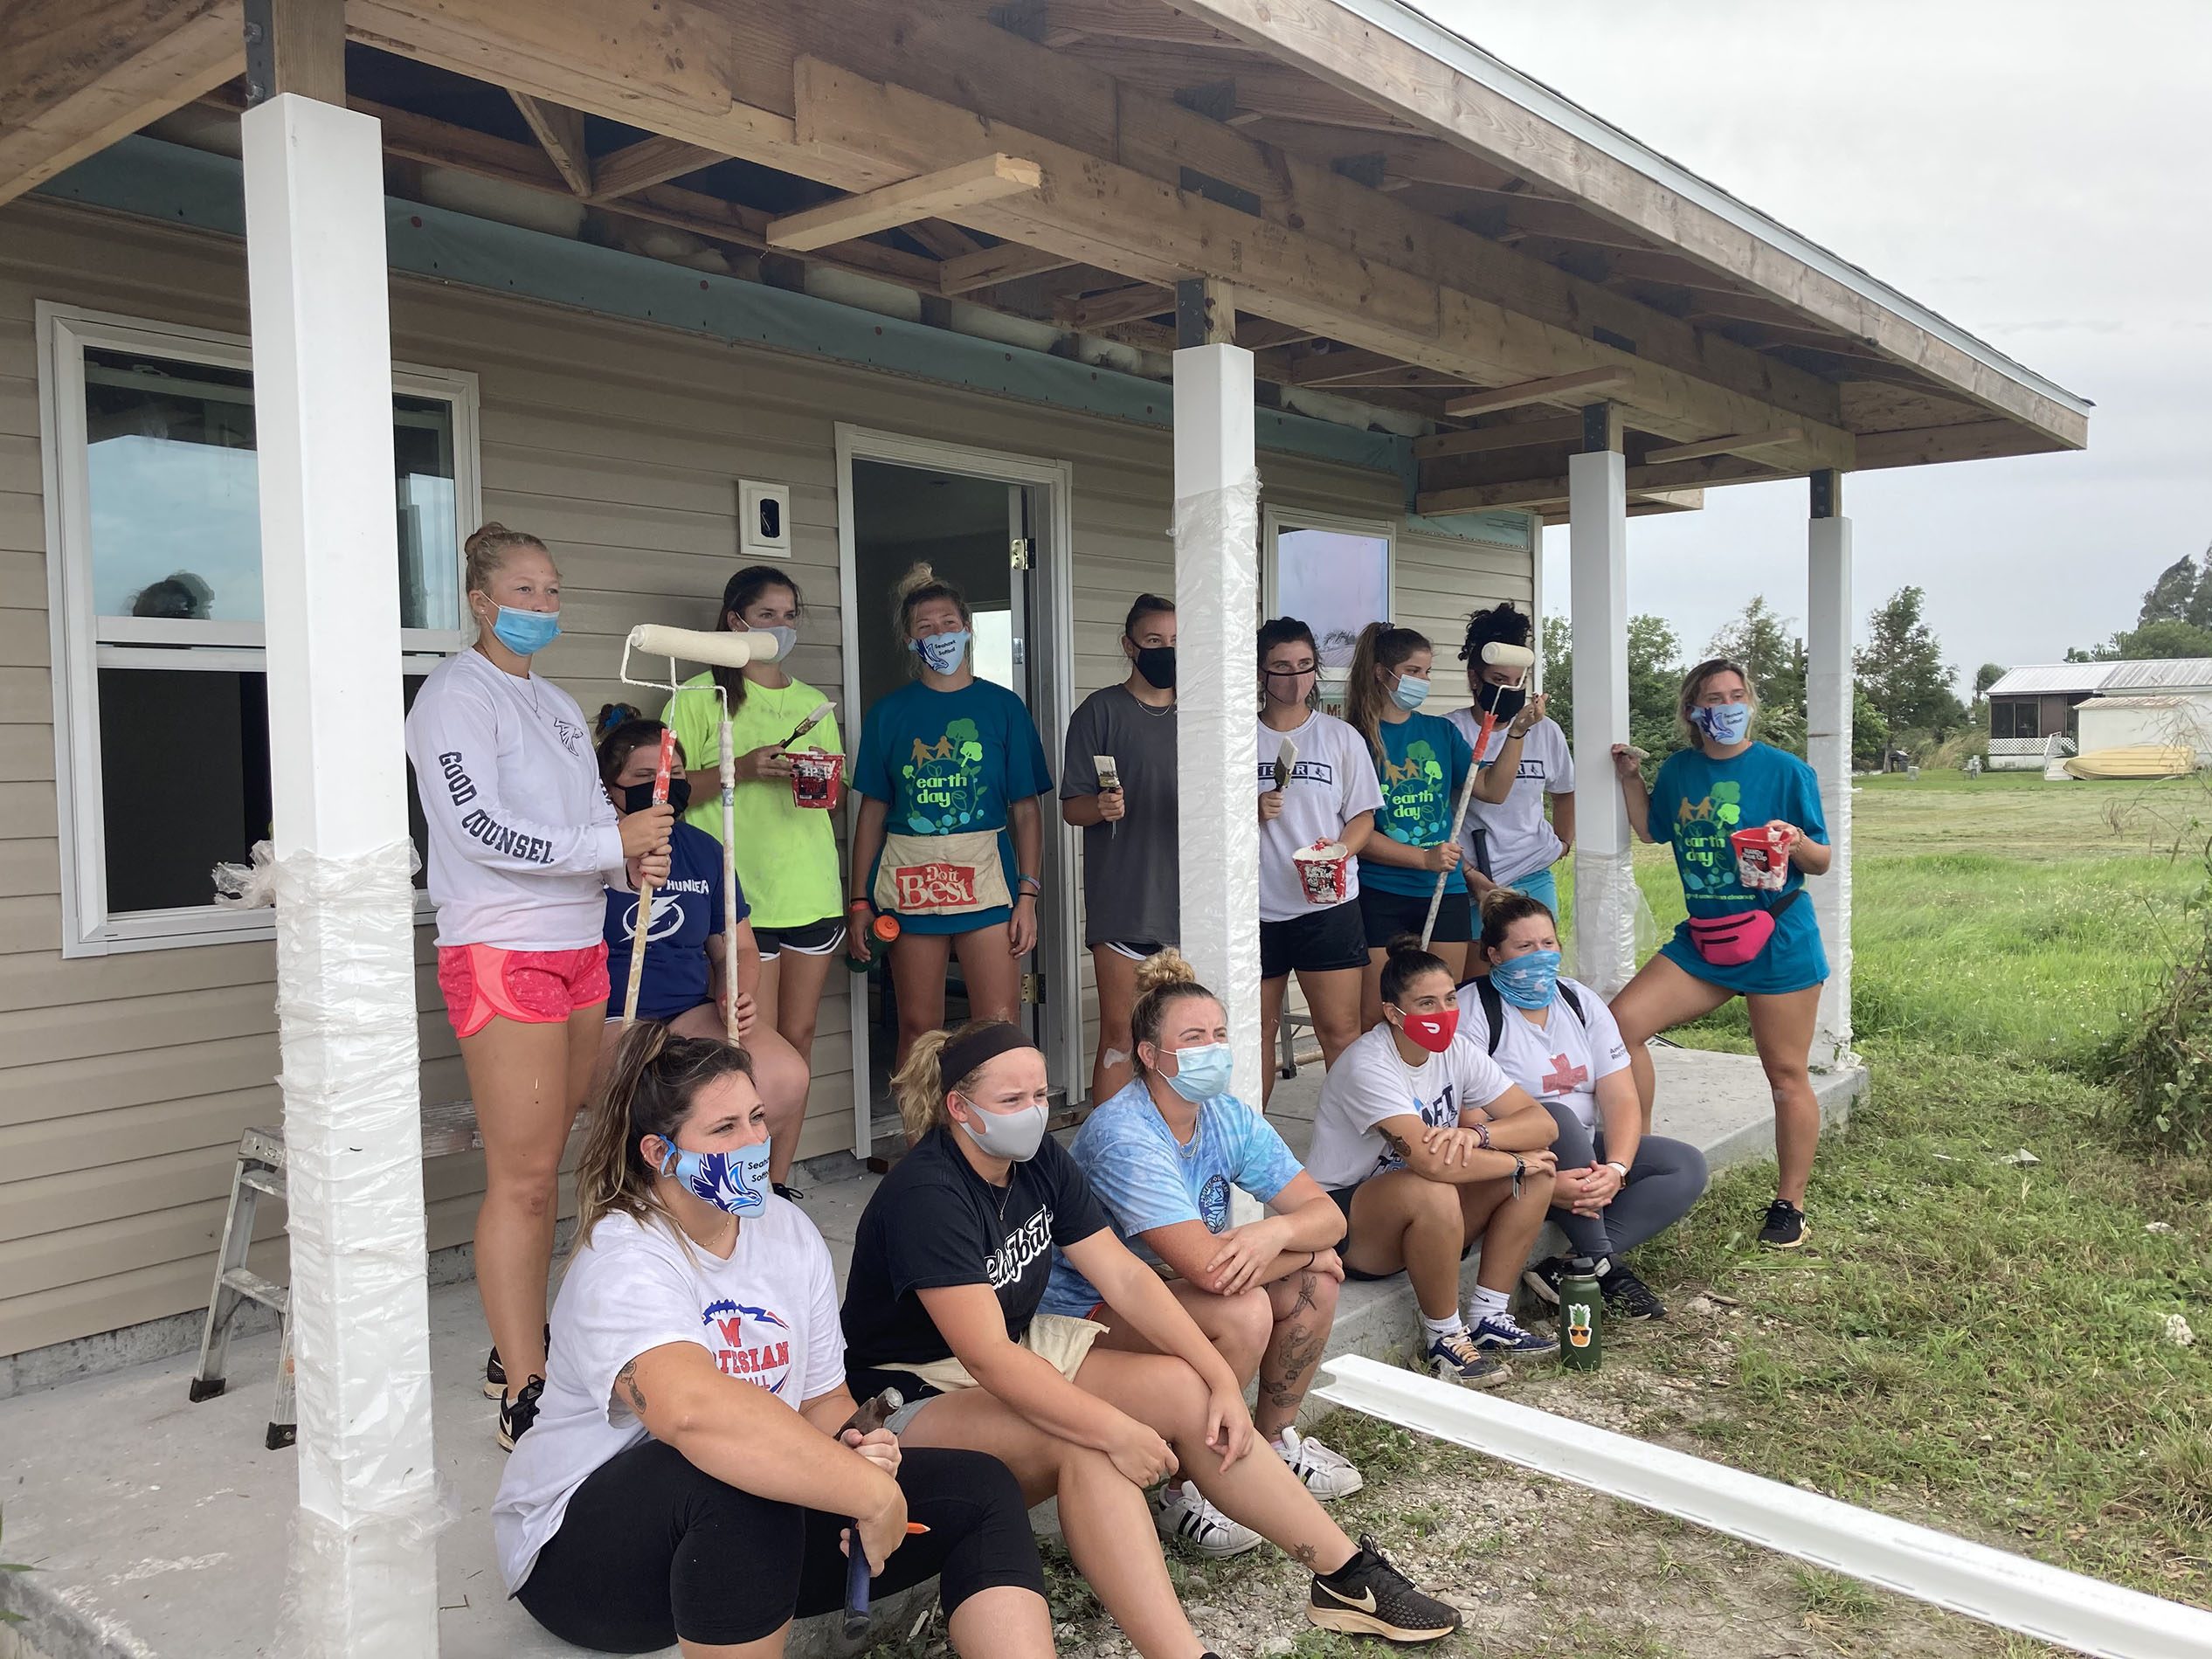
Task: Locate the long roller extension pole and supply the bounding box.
[622,727,680,1024]
[720,695,741,1047]
[1421,711,1496,951]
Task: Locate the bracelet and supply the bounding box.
[1472,1121,1493,1149]
[847,897,874,913]
[1605,1160,1631,1182]
[1303,1250,1316,1270]
[1510,1153,1525,1197]
[1017,874,1042,894]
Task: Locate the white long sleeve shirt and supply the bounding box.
[405,649,627,950]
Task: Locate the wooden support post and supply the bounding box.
[244,0,345,106]
[1176,276,1234,347]
[1569,403,1636,994]
[1806,468,1854,1068]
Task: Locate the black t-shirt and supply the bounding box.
[841,1125,1112,1401]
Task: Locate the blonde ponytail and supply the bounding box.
[891,1027,956,1142]
[1130,949,1222,1079]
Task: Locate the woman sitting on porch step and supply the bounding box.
[593,711,812,1198]
[404,522,673,1452]
[847,563,1054,1068]
[1456,890,1709,1325]
[1306,938,1560,1386]
[840,1020,1464,1657]
[1606,658,1832,1252]
[1039,949,1365,1562]
[494,1026,1053,1659]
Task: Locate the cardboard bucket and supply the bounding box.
[1729,826,1791,891]
[790,750,842,810]
[1293,839,1351,905]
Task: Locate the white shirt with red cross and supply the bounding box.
[1476,973,1631,1132]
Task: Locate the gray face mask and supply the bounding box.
[954,1096,1049,1162]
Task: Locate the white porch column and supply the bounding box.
[1568,406,1636,994]
[1806,470,1856,1069]
[244,92,439,1655]
[1172,341,1263,1111]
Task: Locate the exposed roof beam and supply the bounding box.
[1054,280,1175,328]
[1642,426,1803,467]
[590,134,722,199]
[1235,317,1324,350]
[937,239,1077,293]
[1413,414,1584,460]
[1540,488,1704,526]
[1060,39,1418,133]
[1420,453,1780,515]
[1012,1,1244,47]
[0,0,243,207]
[1441,368,1629,418]
[766,152,1042,251]
[508,91,591,194]
[902,218,985,259]
[1853,419,2045,470]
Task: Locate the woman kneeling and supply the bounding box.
[1041,950,1364,1560]
[494,1027,1051,1658]
[1308,939,1559,1386]
[842,1020,1462,1656]
[1461,892,1709,1324]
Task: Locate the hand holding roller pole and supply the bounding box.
[1422,641,1537,950]
[621,728,680,1025]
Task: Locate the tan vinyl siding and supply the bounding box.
[0,196,1531,1359]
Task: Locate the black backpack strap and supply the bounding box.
[1474,976,1505,1055]
[1557,981,1585,1027]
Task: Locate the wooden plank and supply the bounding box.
[901,218,984,259]
[509,90,592,194]
[1641,426,1802,467]
[261,0,345,104]
[765,152,1043,251]
[1413,414,1582,460]
[1419,453,1780,514]
[1441,368,1628,418]
[1033,0,1243,46]
[0,0,245,206]
[937,239,1077,294]
[1054,280,1172,329]
[589,134,721,199]
[1175,274,1233,346]
[1852,419,2039,471]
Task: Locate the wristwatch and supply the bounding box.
[1604,1160,1631,1182]
[1509,1152,1526,1197]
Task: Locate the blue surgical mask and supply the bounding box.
[1165,1042,1234,1103]
[657,1140,771,1217]
[1490,949,1561,1011]
[912,630,971,674]
[1692,702,1752,746]
[491,605,561,656]
[1390,674,1430,713]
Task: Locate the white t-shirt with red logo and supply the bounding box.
[493,1199,845,1593]
[1305,1021,1517,1190]
[1468,975,1630,1132]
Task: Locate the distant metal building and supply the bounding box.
[1985,660,2212,768]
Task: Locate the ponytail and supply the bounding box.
[1129,950,1220,1078]
[1344,622,1432,761]
[574,1022,756,1248]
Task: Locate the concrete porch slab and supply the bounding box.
[0,1048,1861,1659]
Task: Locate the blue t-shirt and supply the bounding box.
[602,822,745,1020]
[853,680,1054,932]
[1040,1081,1306,1317]
[1649,741,1829,994]
[1359,712,1478,897]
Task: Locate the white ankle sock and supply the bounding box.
[1420,1310,1466,1340]
[1466,1285,1510,1323]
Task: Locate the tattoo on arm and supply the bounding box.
[1382,1129,1411,1161]
[613,1358,647,1417]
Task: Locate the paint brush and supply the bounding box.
[1095,753,1120,839]
[780,700,833,750]
[1273,736,1298,793]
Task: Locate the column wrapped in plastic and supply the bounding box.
[1570,847,1655,999]
[1172,472,1264,1116]
[263,840,442,1656]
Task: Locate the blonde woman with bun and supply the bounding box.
[404,523,674,1449]
[848,565,1054,1065]
[839,1020,1464,1656]
[1040,950,1365,1558]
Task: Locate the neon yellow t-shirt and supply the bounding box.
[661,670,845,930]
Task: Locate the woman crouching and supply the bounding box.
[493,1026,1051,1657]
[840,1020,1462,1656]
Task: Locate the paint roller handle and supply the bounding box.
[1421,710,1497,950]
[621,729,681,1024]
[618,804,676,861]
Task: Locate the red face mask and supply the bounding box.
[1396,1006,1459,1054]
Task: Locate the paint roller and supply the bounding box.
[619,624,791,1041]
[1422,639,1538,950]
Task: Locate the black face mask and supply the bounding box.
[620,777,692,815]
[1479,680,1528,722]
[1133,644,1177,690]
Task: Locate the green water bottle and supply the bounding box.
[1559,1257,1603,1371]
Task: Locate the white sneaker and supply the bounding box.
[1275,1427,1365,1498]
[1156,1483,1264,1558]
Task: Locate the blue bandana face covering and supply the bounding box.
[492,605,562,656]
[658,1141,771,1217]
[1390,674,1430,712]
[1692,702,1752,746]
[1490,949,1562,1011]
[912,630,971,674]
[1165,1042,1234,1103]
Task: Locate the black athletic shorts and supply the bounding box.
[1356,884,1473,948]
[1096,939,1169,962]
[752,917,847,961]
[1260,897,1367,979]
[1329,1179,1478,1282]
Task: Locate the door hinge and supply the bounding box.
[1020,972,1045,1005]
[1010,537,1033,570]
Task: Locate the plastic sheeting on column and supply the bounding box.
[260,840,442,1657]
[1568,847,1656,999]
[1172,470,1265,1116]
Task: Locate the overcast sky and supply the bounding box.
[1418,0,2211,686]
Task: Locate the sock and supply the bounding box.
[1419,1310,1466,1341]
[1466,1285,1510,1324]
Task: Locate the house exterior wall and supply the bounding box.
[0,197,1531,1362]
[2075,695,2212,766]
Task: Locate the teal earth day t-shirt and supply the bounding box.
[1358,711,1477,898]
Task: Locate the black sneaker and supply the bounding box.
[1599,1260,1667,1321]
[1758,1199,1808,1250]
[484,1324,551,1400]
[773,1181,805,1202]
[1308,1533,1462,1643]
[498,1375,544,1452]
[1521,1255,1569,1308]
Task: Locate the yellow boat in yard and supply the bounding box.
[2062,744,2198,779]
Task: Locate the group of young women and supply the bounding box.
[407,520,1833,1655]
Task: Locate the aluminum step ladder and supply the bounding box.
[187,1126,295,1448]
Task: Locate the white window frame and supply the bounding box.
[1263,503,1395,706]
[36,301,480,956]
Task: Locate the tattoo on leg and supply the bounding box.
[1266,1324,1324,1409]
[613,1357,646,1416]
[1291,1270,1318,1317]
[1292,1542,1320,1571]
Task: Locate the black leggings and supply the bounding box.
[516,1441,1045,1654]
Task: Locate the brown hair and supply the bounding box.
[1378,932,1452,1006]
[596,715,679,789]
[1123,592,1175,640]
[1344,622,1432,761]
[1129,949,1222,1079]
[574,1022,757,1248]
[1677,656,1756,743]
[1478,887,1555,954]
[463,522,550,595]
[888,1019,1022,1141]
[715,563,803,711]
[1256,616,1321,713]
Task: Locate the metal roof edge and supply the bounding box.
[1356,0,2090,418]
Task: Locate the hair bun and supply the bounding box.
[464,522,508,557]
[1384,932,1430,959]
[892,562,939,603]
[1133,948,1199,996]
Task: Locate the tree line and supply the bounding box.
[2067,543,2212,663]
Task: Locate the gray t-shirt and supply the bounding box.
[1062,683,1179,948]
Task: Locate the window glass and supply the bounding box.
[1276,527,1388,669]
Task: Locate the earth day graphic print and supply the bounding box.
[901,717,990,833]
[1381,739,1448,843]
[1676,779,1745,896]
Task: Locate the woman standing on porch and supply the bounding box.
[847,564,1054,1068]
[1451,604,1575,920]
[1607,658,1831,1251]
[404,523,673,1449]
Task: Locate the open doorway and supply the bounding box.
[837,431,1078,1156]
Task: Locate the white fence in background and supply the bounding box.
[1314,1355,2212,1659]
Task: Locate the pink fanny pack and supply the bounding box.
[1686,890,1799,967]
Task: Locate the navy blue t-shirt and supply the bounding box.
[602,821,745,1020]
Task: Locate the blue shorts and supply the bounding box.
[1508,867,1559,916]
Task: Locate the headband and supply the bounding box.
[939,1021,1033,1092]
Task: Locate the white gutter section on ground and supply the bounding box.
[1315,1355,2212,1659]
